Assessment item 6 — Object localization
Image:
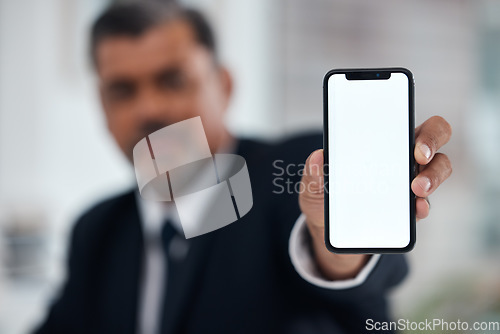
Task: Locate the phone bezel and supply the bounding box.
[323,67,416,254]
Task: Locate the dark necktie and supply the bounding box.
[161,218,182,288]
[161,219,178,257]
[159,219,186,334]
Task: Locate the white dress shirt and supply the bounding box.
[136,197,177,334]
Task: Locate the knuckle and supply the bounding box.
[299,178,324,197]
[430,172,440,190]
[430,115,445,123]
[431,115,453,137]
[430,115,447,126]
[444,119,453,137]
[435,153,452,179]
[441,154,453,177]
[421,134,439,151]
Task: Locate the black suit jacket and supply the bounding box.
[34,133,408,334]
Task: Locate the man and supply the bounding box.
[34,2,452,334]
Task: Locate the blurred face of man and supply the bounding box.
[95,20,232,162]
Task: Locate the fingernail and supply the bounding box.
[416,176,431,193]
[419,144,432,160]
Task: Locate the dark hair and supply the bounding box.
[90,2,217,67]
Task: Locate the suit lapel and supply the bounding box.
[93,191,144,333]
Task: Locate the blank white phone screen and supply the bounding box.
[328,73,410,249]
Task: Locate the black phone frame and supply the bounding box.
[323,67,416,254]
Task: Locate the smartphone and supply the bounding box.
[323,68,416,253]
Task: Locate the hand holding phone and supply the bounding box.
[298,68,452,277]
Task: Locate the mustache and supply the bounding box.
[139,121,172,137]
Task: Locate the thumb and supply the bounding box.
[299,149,325,229]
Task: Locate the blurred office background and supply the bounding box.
[1,0,499,333]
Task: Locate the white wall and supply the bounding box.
[0,1,132,332]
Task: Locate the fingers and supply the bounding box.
[299,149,324,229]
[412,153,452,198]
[414,116,452,165]
[416,197,430,220]
[413,116,452,220]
